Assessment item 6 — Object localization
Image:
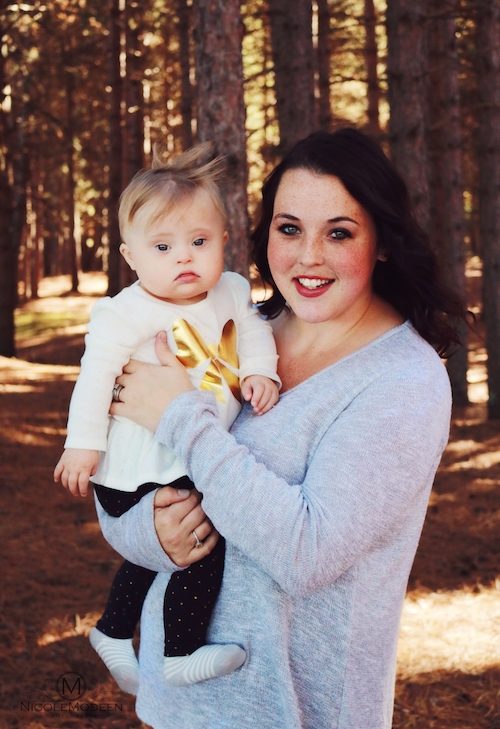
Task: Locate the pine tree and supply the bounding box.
[475,0,500,419]
[193,0,249,275]
[386,0,429,231]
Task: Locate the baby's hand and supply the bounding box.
[54,448,99,498]
[241,375,279,415]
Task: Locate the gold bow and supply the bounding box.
[172,318,241,404]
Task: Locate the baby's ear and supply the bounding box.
[223,231,229,245]
[120,243,136,270]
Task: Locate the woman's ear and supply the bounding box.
[120,243,136,271]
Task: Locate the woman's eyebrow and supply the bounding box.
[328,216,359,225]
[273,213,299,220]
[274,213,360,226]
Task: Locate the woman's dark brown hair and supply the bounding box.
[251,128,468,357]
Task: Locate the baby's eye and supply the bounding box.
[155,244,170,251]
[193,238,206,247]
[330,228,352,241]
[278,223,300,236]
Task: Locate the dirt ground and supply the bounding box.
[1,268,500,729]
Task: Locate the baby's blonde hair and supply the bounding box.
[118,142,226,241]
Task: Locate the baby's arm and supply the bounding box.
[241,375,279,415]
[224,273,281,406]
[55,295,146,497]
[54,448,100,497]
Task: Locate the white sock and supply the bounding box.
[89,627,140,695]
[163,644,246,687]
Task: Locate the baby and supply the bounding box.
[54,142,280,694]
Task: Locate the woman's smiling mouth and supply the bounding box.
[293,277,335,297]
[296,277,335,290]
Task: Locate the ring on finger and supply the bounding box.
[192,529,204,549]
[112,383,124,402]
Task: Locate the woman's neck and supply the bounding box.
[273,297,404,393]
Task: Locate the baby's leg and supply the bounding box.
[91,482,161,695]
[97,560,157,639]
[90,561,156,695]
[163,537,246,686]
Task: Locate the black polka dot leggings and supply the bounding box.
[94,478,225,657]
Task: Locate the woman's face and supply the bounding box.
[267,168,384,326]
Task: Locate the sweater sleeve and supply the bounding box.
[64,297,150,451]
[225,272,280,386]
[94,490,183,574]
[154,363,451,597]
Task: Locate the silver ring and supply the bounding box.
[112,383,124,402]
[192,529,204,549]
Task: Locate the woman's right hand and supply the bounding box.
[154,486,219,568]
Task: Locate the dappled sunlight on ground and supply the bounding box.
[37,612,101,648]
[398,583,500,678]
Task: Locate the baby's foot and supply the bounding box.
[163,644,246,687]
[89,627,140,695]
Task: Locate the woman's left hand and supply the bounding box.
[110,331,194,432]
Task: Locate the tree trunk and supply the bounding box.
[192,0,249,276]
[386,0,429,232]
[267,0,315,153]
[65,61,79,293]
[177,0,193,150]
[0,52,27,356]
[316,0,333,131]
[124,4,144,183]
[476,0,500,419]
[0,168,15,356]
[364,0,380,138]
[107,0,123,296]
[426,1,468,406]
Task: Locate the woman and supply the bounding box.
[100,128,466,728]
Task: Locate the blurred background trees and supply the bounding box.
[1,0,499,418]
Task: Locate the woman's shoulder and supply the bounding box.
[297,322,451,408]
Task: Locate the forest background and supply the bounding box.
[1,0,500,727]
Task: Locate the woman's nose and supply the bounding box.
[298,234,325,266]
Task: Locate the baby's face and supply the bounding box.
[120,188,227,305]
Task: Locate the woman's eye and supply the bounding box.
[278,223,299,236]
[331,228,351,241]
[193,238,206,247]
[155,244,170,251]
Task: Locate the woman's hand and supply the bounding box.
[109,331,194,432]
[154,486,219,567]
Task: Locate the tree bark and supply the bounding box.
[364,0,380,138]
[316,0,333,131]
[386,0,429,232]
[177,0,193,150]
[107,0,123,296]
[426,1,468,406]
[476,0,500,419]
[0,48,27,356]
[192,0,249,276]
[65,59,79,293]
[0,168,15,356]
[267,0,315,153]
[124,3,144,184]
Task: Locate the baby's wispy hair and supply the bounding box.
[119,141,227,240]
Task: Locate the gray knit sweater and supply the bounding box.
[96,321,451,729]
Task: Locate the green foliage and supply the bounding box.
[15,307,89,339]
